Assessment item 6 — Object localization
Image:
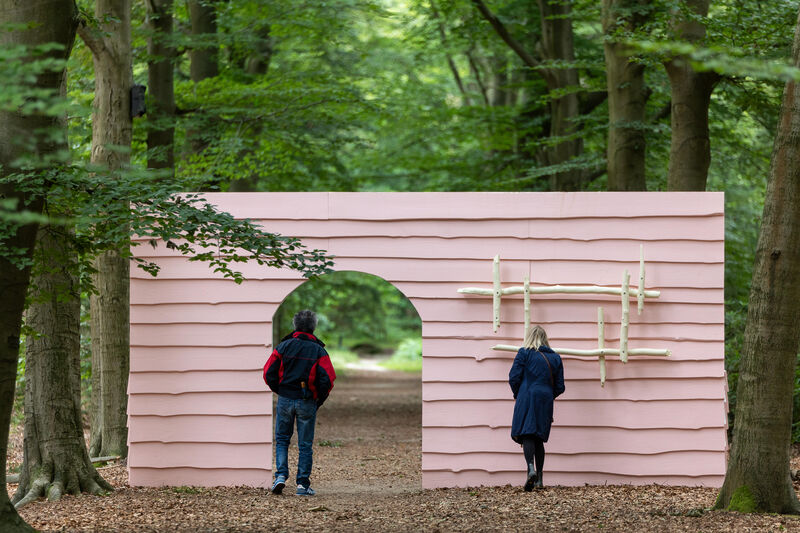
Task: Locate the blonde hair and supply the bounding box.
[523,325,550,350]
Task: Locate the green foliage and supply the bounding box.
[380,337,422,372]
[6,0,800,445]
[326,349,361,373]
[273,271,421,352]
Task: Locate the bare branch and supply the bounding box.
[77,18,107,59]
[470,0,540,69]
[579,90,608,115]
[430,0,471,106]
[466,47,490,106]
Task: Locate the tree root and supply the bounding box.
[13,464,114,509]
[13,475,48,509]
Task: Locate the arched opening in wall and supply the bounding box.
[271,270,422,494]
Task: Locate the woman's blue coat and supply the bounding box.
[509,346,565,443]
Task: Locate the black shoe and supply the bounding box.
[534,472,544,490]
[523,463,538,492]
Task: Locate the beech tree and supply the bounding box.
[145,0,177,174]
[185,0,219,158]
[664,0,718,191]
[471,0,598,190]
[78,0,134,459]
[602,0,650,191]
[714,6,800,514]
[0,0,79,529]
[13,226,112,508]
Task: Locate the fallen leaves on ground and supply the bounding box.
[8,370,800,532]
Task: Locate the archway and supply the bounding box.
[270,271,422,493]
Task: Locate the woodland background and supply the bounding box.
[2,0,800,529]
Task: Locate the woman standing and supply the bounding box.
[509,325,565,491]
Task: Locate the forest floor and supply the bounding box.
[8,367,800,532]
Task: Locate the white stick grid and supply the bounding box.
[457,245,671,386]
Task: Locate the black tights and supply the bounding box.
[522,436,545,474]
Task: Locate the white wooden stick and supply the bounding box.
[523,275,531,340]
[638,244,645,315]
[598,307,606,387]
[620,269,630,363]
[493,255,501,333]
[458,285,660,298]
[492,344,670,357]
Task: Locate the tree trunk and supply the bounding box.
[0,0,77,529]
[146,0,176,175]
[664,0,719,191]
[471,0,586,190]
[89,251,131,458]
[228,23,272,193]
[714,7,800,514]
[79,0,133,459]
[188,0,219,81]
[602,0,649,191]
[185,0,219,161]
[537,0,583,191]
[12,228,113,509]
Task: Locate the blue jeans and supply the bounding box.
[274,395,317,487]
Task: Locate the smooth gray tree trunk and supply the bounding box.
[715,7,800,514]
[78,0,133,460]
[664,0,718,191]
[13,228,113,509]
[602,0,649,191]
[146,0,176,175]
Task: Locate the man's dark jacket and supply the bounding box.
[263,331,336,407]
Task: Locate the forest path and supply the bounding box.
[290,368,422,495]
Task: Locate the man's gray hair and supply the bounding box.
[292,310,317,333]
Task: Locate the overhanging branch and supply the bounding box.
[470,0,540,69]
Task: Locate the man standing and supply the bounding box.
[263,310,336,496]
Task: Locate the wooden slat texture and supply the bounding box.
[129,467,271,488]
[130,346,266,372]
[422,378,727,402]
[128,415,271,444]
[131,323,270,347]
[131,278,301,305]
[128,392,270,416]
[246,216,723,241]
[423,357,725,382]
[422,471,724,489]
[422,450,726,476]
[128,370,263,394]
[130,257,723,288]
[422,399,727,430]
[137,237,723,263]
[127,192,726,488]
[131,279,722,305]
[128,442,270,469]
[422,426,727,454]
[196,191,723,220]
[421,339,723,360]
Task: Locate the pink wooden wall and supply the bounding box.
[128,192,726,488]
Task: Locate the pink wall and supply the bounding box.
[128,192,726,488]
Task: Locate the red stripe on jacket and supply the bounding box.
[263,348,282,385]
[318,354,336,385]
[308,362,318,399]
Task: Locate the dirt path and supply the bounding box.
[289,367,422,495]
[12,369,800,531]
